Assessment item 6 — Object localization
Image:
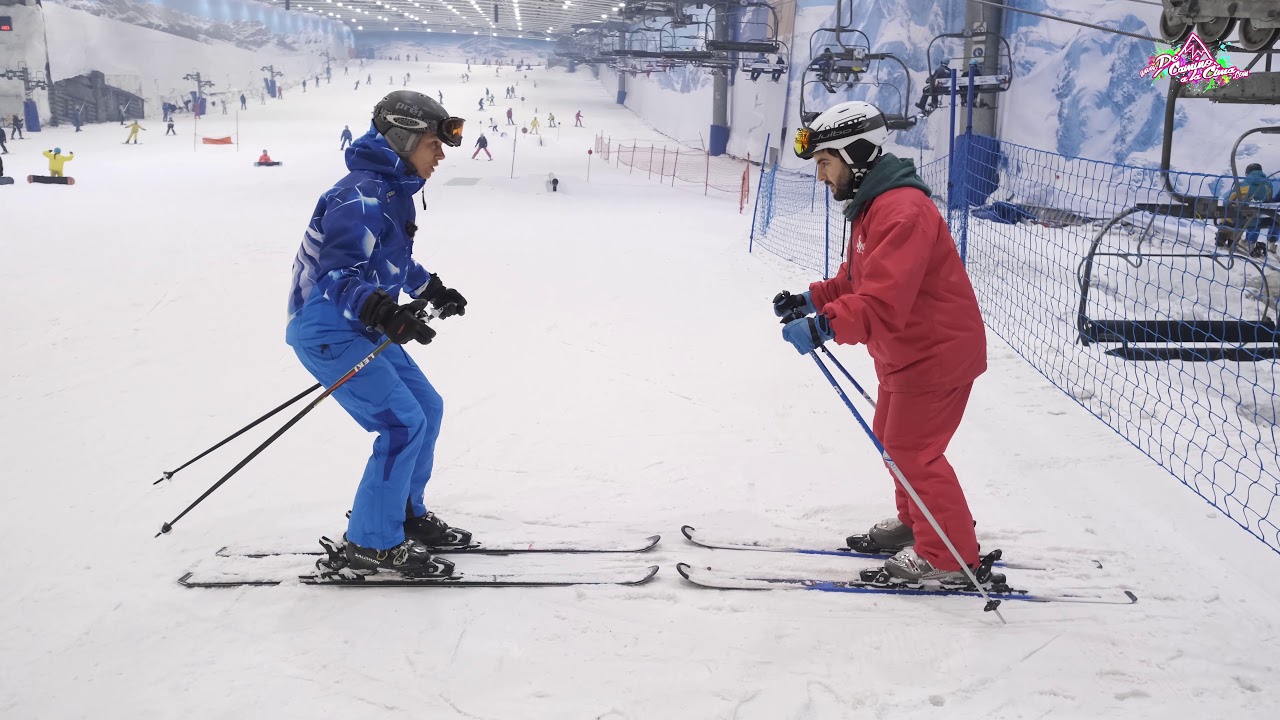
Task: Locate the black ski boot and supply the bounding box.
[404,502,473,547]
[846,517,915,554]
[343,538,454,577]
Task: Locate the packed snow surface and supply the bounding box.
[2,62,1279,719]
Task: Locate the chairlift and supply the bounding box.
[916,30,1012,117]
[1158,0,1280,51]
[798,26,915,130]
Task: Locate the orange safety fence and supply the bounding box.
[594,134,755,213]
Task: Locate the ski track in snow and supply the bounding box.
[1,58,1279,719]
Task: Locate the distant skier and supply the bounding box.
[574,110,583,127]
[43,147,74,177]
[259,149,274,164]
[547,112,556,128]
[340,125,353,150]
[241,94,247,110]
[506,108,514,125]
[303,79,308,92]
[355,80,361,90]
[438,90,444,103]
[529,117,540,135]
[166,119,176,136]
[10,113,23,139]
[285,90,470,576]
[72,108,83,132]
[472,132,492,160]
[478,98,485,111]
[125,120,145,144]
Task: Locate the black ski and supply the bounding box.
[680,525,1102,572]
[180,561,660,588]
[217,533,661,558]
[676,562,1137,606]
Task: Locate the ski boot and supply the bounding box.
[404,502,474,548]
[846,517,915,554]
[883,546,973,585]
[341,538,455,578]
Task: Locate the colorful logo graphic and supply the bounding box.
[1141,32,1250,90]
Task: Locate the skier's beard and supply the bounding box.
[830,173,859,201]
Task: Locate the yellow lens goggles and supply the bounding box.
[794,127,811,158]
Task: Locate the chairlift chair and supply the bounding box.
[1077,105,1280,361]
[917,30,1013,117]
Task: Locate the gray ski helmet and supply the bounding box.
[372,90,465,161]
[1247,162,1263,174]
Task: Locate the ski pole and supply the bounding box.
[805,348,1007,623]
[818,345,875,407]
[153,383,322,485]
[155,304,436,538]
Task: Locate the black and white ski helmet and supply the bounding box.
[794,100,888,166]
[372,90,465,161]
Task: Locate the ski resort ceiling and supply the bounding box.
[261,0,630,39]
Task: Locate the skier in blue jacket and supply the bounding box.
[287,91,469,575]
[1218,162,1275,257]
[339,124,353,150]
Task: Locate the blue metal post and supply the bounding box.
[960,69,977,265]
[824,187,831,279]
[748,133,770,254]
[947,69,958,233]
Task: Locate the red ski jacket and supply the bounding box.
[808,187,986,393]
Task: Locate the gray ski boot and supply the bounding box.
[883,546,972,584]
[847,517,915,554]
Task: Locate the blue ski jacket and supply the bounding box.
[286,124,432,345]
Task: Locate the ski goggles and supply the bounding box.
[793,114,886,160]
[384,113,466,148]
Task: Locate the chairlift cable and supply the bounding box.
[968,0,1168,45]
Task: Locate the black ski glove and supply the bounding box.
[359,290,436,345]
[420,275,468,319]
[772,290,816,318]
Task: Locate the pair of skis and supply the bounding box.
[180,526,1137,606]
[181,534,663,588]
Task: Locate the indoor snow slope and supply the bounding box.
[2,63,1279,720]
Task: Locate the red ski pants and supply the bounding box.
[472,147,492,159]
[872,384,979,570]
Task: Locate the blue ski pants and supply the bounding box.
[293,337,444,550]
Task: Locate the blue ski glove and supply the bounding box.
[782,314,835,354]
[772,290,816,318]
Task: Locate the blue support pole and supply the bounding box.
[947,69,959,232]
[748,133,770,254]
[824,188,831,279]
[960,69,977,265]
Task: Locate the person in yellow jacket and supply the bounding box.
[125,120,145,144]
[529,116,540,135]
[43,147,74,177]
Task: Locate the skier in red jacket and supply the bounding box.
[775,100,987,583]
